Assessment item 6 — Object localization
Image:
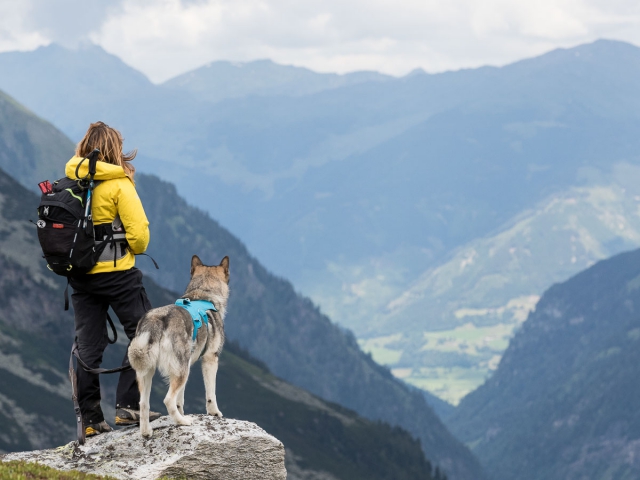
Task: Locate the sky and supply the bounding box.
[1,0,639,83]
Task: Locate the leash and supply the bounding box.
[68,346,85,445]
[68,312,132,445]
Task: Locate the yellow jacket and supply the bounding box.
[65,156,149,274]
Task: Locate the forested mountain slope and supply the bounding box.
[0,166,442,480]
[0,90,72,188]
[0,88,483,479]
[448,248,640,480]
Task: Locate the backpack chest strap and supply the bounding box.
[175,298,217,342]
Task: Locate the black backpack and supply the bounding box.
[35,150,112,284]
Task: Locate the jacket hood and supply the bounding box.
[65,156,131,182]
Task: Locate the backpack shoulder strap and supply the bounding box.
[74,149,101,182]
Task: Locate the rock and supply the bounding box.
[2,415,287,480]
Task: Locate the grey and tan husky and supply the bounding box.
[128,255,229,437]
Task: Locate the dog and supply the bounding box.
[128,255,229,437]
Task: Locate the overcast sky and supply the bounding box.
[1,0,639,83]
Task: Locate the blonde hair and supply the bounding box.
[76,122,137,177]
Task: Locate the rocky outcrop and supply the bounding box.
[2,415,286,480]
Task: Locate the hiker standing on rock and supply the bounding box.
[66,122,160,436]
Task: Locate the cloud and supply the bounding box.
[1,0,640,82]
[0,2,47,51]
[1,0,125,48]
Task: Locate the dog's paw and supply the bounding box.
[140,426,153,438]
[207,408,223,417]
[175,415,193,426]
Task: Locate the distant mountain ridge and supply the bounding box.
[163,58,391,103]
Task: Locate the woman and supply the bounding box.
[67,121,159,436]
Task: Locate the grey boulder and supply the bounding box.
[2,415,287,479]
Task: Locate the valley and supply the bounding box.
[360,170,640,402]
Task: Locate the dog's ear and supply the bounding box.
[220,256,230,283]
[191,255,203,277]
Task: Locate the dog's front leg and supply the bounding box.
[202,352,223,417]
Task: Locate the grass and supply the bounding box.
[0,461,182,480]
[421,322,515,355]
[399,366,490,405]
[0,461,115,479]
[361,321,525,404]
[357,334,403,364]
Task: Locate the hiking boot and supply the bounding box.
[115,407,162,426]
[85,420,113,437]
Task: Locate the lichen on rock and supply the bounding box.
[2,415,287,480]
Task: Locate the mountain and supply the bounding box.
[3,40,639,283]
[0,88,484,479]
[163,58,391,103]
[0,169,75,451]
[0,44,152,140]
[360,164,640,403]
[1,42,640,394]
[0,89,73,189]
[297,38,640,322]
[0,166,440,480]
[0,43,198,144]
[447,247,640,480]
[3,36,640,439]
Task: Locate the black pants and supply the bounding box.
[70,268,152,424]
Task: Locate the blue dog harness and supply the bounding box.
[175,298,217,342]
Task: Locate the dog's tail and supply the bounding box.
[128,331,155,373]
